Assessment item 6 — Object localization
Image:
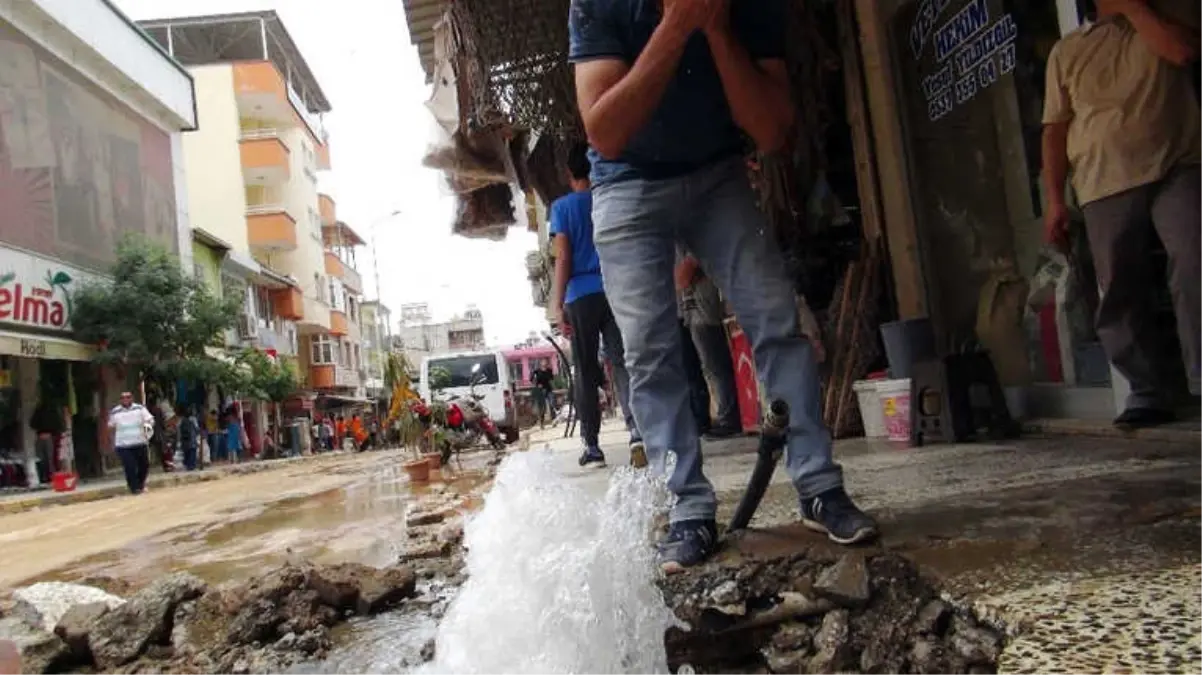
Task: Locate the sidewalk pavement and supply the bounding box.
[526,419,1201,673]
[0,450,360,516]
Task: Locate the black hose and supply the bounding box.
[726,400,790,533]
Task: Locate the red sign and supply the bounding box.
[726,320,760,432]
[0,282,67,328]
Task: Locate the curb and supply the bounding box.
[0,453,351,516]
[1023,418,1200,444]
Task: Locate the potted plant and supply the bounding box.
[395,403,430,483]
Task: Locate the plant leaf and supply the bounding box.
[0,273,14,286]
[52,271,72,285]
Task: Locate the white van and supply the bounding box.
[419,350,517,440]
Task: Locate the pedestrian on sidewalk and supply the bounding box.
[552,141,646,469]
[226,410,245,463]
[532,363,557,428]
[108,391,154,495]
[676,251,742,438]
[1041,0,1200,427]
[570,0,877,571]
[176,406,200,471]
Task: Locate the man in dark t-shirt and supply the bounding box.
[569,0,876,572]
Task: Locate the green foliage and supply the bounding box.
[428,366,452,393]
[71,235,243,384]
[235,349,299,403]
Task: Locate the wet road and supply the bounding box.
[0,450,477,589]
[529,421,1202,673]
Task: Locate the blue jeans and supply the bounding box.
[593,158,843,523]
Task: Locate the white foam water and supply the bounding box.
[423,449,680,674]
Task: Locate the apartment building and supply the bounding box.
[138,11,366,402]
[397,304,486,368]
[360,300,393,399]
[0,0,197,479]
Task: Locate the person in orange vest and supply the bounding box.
[351,414,367,451]
[334,416,347,451]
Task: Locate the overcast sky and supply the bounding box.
[114,0,548,347]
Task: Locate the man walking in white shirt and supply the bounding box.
[108,391,155,494]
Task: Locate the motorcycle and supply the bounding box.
[408,367,506,464]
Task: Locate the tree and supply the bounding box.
[71,235,243,393]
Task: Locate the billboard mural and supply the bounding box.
[0,20,178,274]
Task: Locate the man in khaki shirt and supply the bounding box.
[1042,0,1200,428]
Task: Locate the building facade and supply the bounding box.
[0,0,197,481]
[138,10,367,418]
[397,304,486,368]
[360,300,393,399]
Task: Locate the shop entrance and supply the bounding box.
[890,0,1197,420]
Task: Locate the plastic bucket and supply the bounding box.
[853,380,887,439]
[879,318,937,379]
[877,378,912,443]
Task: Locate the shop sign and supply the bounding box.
[0,248,100,333]
[911,0,1018,122]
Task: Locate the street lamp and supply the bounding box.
[369,209,402,302]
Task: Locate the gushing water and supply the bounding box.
[424,449,680,674]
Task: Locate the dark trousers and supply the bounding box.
[116,444,150,494]
[1081,165,1201,407]
[690,322,741,429]
[566,292,638,447]
[182,443,198,471]
[679,320,711,432]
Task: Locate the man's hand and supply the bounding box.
[1044,200,1071,252]
[700,0,730,37]
[663,0,718,36]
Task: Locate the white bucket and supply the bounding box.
[853,380,887,438]
[876,378,912,443]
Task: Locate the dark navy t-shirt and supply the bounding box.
[549,190,605,304]
[568,0,787,186]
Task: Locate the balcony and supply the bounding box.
[318,193,336,226]
[309,364,359,389]
[324,251,363,294]
[239,131,290,184]
[246,206,298,251]
[329,309,349,336]
[232,61,291,123]
[310,364,335,389]
[317,137,331,171]
[271,286,304,321]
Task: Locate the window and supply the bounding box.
[253,286,273,322]
[193,262,206,283]
[426,356,500,388]
[311,335,334,364]
[353,345,361,370]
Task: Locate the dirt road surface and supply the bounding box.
[0,451,415,588]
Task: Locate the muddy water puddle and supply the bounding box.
[32,464,491,589]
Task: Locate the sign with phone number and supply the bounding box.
[913,0,1019,122]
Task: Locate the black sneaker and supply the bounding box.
[703,424,741,441]
[657,519,718,574]
[800,488,878,545]
[629,438,648,468]
[578,446,606,468]
[1113,407,1176,430]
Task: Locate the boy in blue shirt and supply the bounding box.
[551,142,645,469]
[569,0,877,572]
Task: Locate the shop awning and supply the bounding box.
[221,250,261,278]
[0,331,95,362]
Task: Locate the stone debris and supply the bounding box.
[12,581,126,632]
[0,616,70,674]
[54,601,110,662]
[813,553,871,608]
[89,572,208,670]
[660,551,1005,674]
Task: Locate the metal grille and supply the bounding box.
[448,0,581,136]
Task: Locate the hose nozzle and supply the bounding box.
[763,400,790,437]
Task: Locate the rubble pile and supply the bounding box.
[660,550,1004,674]
[0,563,419,674]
